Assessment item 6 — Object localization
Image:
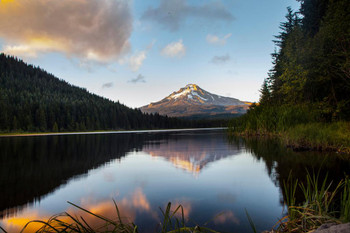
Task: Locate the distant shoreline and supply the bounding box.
[0,127,227,138]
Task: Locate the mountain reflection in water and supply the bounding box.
[1,129,349,233]
[143,132,241,175]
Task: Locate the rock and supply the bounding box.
[313,223,350,233]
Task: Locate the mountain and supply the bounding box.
[0,54,211,132]
[141,84,251,118]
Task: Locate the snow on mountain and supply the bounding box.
[141,84,252,118]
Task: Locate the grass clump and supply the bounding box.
[2,202,218,233]
[274,171,350,232]
[17,200,138,233]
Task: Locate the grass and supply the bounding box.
[1,202,219,233]
[272,171,350,232]
[228,103,350,154]
[284,122,350,153]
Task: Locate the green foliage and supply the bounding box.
[265,0,350,117]
[230,0,350,152]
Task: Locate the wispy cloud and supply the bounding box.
[101,82,113,89]
[206,33,232,45]
[128,51,147,71]
[211,54,230,64]
[161,39,186,58]
[128,74,146,84]
[119,40,155,72]
[0,0,132,63]
[141,0,234,31]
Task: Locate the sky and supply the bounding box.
[0,0,300,108]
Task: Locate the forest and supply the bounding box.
[0,54,223,133]
[230,0,350,152]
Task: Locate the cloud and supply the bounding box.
[206,33,232,45]
[129,74,146,84]
[161,39,186,58]
[0,0,132,63]
[130,188,150,211]
[128,51,147,71]
[211,54,230,64]
[214,211,240,225]
[101,82,113,89]
[141,0,234,31]
[119,41,155,71]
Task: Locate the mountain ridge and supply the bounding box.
[141,84,251,118]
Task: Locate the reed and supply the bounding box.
[275,171,350,232]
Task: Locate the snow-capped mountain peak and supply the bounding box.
[141,84,251,118]
[164,84,243,106]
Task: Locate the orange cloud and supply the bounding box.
[1,188,160,232]
[0,0,132,62]
[214,210,240,225]
[131,188,151,211]
[169,201,192,220]
[1,210,50,232]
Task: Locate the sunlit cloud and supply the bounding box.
[206,33,232,45]
[161,40,186,58]
[141,0,234,31]
[210,54,231,64]
[214,210,240,225]
[0,0,132,63]
[170,200,192,220]
[2,188,154,232]
[131,188,150,211]
[1,210,49,232]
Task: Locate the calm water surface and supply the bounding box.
[0,129,349,232]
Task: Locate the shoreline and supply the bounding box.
[230,131,350,155]
[0,127,227,138]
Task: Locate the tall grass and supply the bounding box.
[341,178,350,222]
[276,171,350,232]
[18,200,138,233]
[285,122,350,153]
[228,103,350,153]
[228,104,320,135]
[4,202,218,233]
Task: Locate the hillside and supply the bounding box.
[141,84,251,118]
[0,54,200,132]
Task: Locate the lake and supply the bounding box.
[0,129,349,232]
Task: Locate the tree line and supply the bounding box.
[232,0,350,134]
[0,54,222,133]
[263,0,349,119]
